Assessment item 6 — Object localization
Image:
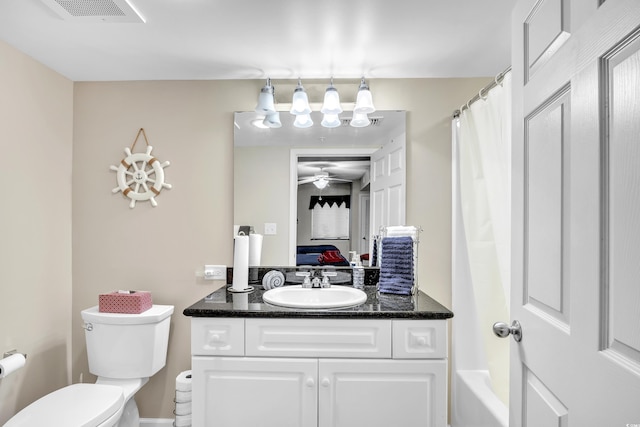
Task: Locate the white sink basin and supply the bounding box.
[263,285,367,309]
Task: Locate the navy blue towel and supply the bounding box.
[378,236,414,295]
[371,236,378,267]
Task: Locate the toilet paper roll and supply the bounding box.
[0,353,26,379]
[232,235,249,291]
[175,401,192,416]
[174,413,192,427]
[248,233,263,266]
[176,370,192,392]
[175,389,192,402]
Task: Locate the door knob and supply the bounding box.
[493,320,522,342]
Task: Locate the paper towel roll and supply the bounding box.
[232,292,249,310]
[176,370,192,392]
[0,353,26,378]
[232,235,249,291]
[248,233,263,266]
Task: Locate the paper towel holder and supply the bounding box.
[226,285,255,294]
[3,349,27,360]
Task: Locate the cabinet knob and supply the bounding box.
[210,334,221,343]
[321,378,331,387]
[306,377,315,388]
[417,336,427,346]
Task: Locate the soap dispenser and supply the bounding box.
[350,252,364,289]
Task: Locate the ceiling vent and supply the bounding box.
[341,117,384,127]
[41,0,145,23]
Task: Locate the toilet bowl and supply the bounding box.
[5,304,173,427]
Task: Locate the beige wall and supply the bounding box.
[1,36,492,420]
[72,77,489,418]
[0,40,73,424]
[234,145,291,265]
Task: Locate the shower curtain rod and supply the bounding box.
[452,66,512,118]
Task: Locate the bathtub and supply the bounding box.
[451,370,508,427]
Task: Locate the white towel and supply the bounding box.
[383,225,420,241]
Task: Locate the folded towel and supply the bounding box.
[378,236,414,295]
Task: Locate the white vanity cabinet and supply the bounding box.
[190,317,448,427]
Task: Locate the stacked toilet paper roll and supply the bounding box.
[175,370,192,427]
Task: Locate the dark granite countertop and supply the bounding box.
[183,284,453,320]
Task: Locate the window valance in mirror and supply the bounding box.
[309,195,351,209]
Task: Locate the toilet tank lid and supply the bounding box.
[81,304,174,325]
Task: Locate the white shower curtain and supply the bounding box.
[452,71,512,405]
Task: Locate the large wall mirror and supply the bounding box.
[234,110,406,266]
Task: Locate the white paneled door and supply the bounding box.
[370,134,406,248]
[510,0,640,425]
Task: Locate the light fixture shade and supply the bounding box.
[255,79,276,114]
[290,80,312,115]
[321,80,343,115]
[354,78,375,114]
[350,112,370,128]
[313,178,329,189]
[293,114,314,128]
[321,113,341,128]
[263,111,282,128]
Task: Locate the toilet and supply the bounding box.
[6,304,174,427]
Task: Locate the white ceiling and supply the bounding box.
[0,0,514,82]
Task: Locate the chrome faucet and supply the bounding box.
[311,276,322,288]
[297,270,337,288]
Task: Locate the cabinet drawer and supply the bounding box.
[392,320,447,359]
[191,318,244,356]
[246,318,392,358]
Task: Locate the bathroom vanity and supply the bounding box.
[184,283,453,427]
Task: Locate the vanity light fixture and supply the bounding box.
[255,78,276,114]
[290,78,312,116]
[349,112,371,128]
[321,113,341,128]
[263,111,282,128]
[293,114,314,128]
[261,81,282,128]
[353,77,375,114]
[321,78,343,115]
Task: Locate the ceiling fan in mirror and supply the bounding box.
[297,169,351,189]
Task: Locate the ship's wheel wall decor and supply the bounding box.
[110,128,172,208]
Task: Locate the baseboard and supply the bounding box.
[140,419,174,427]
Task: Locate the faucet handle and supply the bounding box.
[320,271,335,288]
[297,271,312,288]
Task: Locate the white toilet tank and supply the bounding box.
[81,304,174,379]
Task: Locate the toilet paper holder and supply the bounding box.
[3,349,27,360]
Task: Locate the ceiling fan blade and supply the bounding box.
[297,177,316,185]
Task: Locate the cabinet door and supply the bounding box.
[192,356,317,427]
[318,359,446,427]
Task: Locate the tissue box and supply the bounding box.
[99,291,152,314]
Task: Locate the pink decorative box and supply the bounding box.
[99,291,152,314]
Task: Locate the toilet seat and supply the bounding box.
[5,383,124,427]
